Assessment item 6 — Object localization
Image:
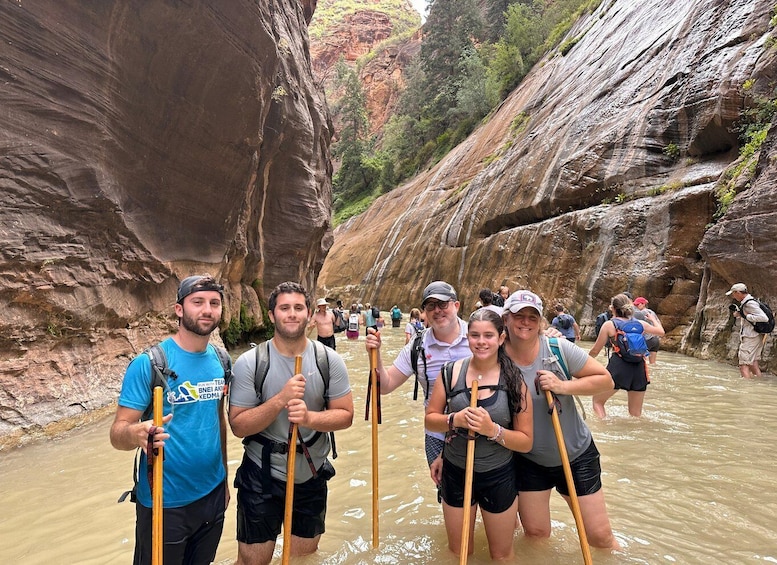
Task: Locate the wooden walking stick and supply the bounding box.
[282,355,303,565]
[544,390,593,565]
[152,386,164,565]
[369,348,380,548]
[459,378,479,564]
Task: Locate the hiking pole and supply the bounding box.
[152,386,164,565]
[460,378,479,564]
[282,355,303,565]
[369,347,380,548]
[544,390,593,565]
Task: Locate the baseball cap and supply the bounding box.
[503,290,543,317]
[316,298,328,307]
[177,275,224,303]
[633,297,648,306]
[421,281,457,305]
[726,283,747,296]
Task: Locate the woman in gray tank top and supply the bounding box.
[425,307,533,560]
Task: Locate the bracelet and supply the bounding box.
[448,412,455,432]
[488,423,501,441]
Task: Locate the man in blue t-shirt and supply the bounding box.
[551,304,581,342]
[110,275,230,565]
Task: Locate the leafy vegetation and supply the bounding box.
[328,0,605,221]
[712,85,777,220]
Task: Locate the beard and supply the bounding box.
[274,319,307,340]
[180,309,220,336]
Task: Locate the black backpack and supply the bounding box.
[558,314,572,330]
[741,298,775,334]
[118,342,232,503]
[332,309,347,333]
[371,306,380,320]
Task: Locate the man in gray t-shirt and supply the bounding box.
[228,282,353,563]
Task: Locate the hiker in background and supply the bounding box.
[405,307,424,344]
[229,281,353,565]
[110,275,230,565]
[594,307,613,357]
[498,285,510,304]
[499,290,620,550]
[307,298,337,350]
[425,307,533,560]
[366,281,472,468]
[551,304,581,343]
[478,288,495,311]
[589,293,664,417]
[362,302,379,336]
[346,303,361,340]
[726,283,770,379]
[632,297,660,363]
[391,305,402,328]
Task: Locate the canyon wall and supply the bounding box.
[318,0,777,368]
[0,0,331,446]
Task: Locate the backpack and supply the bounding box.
[594,311,611,336]
[391,307,402,320]
[741,298,775,334]
[348,312,360,332]
[558,314,572,330]
[332,309,346,333]
[546,337,587,418]
[118,342,232,503]
[611,318,649,363]
[371,306,380,320]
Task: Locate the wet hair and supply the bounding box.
[268,281,310,313]
[611,293,634,318]
[409,307,421,320]
[468,308,528,415]
[555,304,565,313]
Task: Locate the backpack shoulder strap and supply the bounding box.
[410,328,428,400]
[547,337,571,380]
[310,339,331,400]
[253,340,271,400]
[141,344,175,421]
[209,344,233,385]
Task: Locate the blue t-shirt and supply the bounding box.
[118,338,227,508]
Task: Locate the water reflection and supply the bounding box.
[0,324,776,564]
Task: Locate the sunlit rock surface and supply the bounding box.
[0,1,331,446]
[318,0,777,367]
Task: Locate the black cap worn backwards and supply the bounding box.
[176,275,224,304]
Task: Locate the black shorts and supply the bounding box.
[441,459,517,514]
[317,334,336,350]
[646,335,660,352]
[608,355,649,391]
[515,440,602,497]
[234,453,333,544]
[134,481,225,565]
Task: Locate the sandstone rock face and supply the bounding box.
[310,7,421,138]
[0,1,331,446]
[318,0,777,368]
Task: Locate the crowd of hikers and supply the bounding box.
[110,275,768,563]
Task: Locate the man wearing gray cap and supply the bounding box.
[366,280,471,467]
[727,283,769,378]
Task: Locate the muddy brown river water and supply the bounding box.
[1,323,776,564]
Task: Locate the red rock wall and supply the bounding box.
[0,0,332,446]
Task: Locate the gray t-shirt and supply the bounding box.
[229,339,351,482]
[517,336,593,467]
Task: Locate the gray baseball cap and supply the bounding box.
[421,281,457,305]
